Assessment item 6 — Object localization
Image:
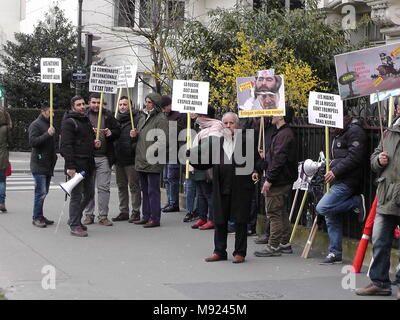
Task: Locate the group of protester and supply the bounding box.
[0,93,399,299]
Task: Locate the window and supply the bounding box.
[115,0,135,27]
[167,0,185,26]
[115,0,185,29]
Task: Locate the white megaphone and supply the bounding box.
[59,171,86,196]
[302,159,323,177]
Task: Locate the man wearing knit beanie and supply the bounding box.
[133,92,169,228]
[145,93,162,109]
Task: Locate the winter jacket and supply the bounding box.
[371,117,400,217]
[60,110,95,174]
[257,124,297,187]
[114,110,140,166]
[0,109,11,170]
[164,110,185,163]
[330,117,367,192]
[134,107,169,173]
[86,108,121,167]
[28,114,57,176]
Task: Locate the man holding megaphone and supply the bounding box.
[60,96,98,237]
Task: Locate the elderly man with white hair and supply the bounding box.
[190,111,257,263]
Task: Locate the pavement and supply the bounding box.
[0,152,399,302]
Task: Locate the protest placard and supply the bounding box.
[40,58,62,83]
[237,70,285,118]
[335,42,400,100]
[89,65,119,94]
[172,80,209,114]
[117,64,137,88]
[308,92,343,129]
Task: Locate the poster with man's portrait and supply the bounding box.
[237,69,286,118]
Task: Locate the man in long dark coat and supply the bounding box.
[191,112,257,264]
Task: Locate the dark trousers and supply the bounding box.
[139,172,161,223]
[68,172,94,228]
[214,195,247,258]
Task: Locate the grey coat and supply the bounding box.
[371,119,400,217]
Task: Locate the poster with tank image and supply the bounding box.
[335,42,400,100]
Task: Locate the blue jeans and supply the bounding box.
[369,213,400,288]
[196,180,213,222]
[32,174,52,220]
[184,177,196,213]
[316,183,360,257]
[0,169,5,205]
[163,164,180,207]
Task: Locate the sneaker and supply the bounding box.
[42,216,54,225]
[279,243,293,254]
[82,215,94,225]
[191,218,207,229]
[70,226,88,237]
[199,221,215,230]
[0,204,7,212]
[32,217,47,228]
[254,244,281,257]
[183,212,195,223]
[355,283,392,296]
[319,252,342,265]
[353,194,366,223]
[254,237,268,244]
[98,217,113,226]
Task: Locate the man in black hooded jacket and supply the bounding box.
[60,96,97,237]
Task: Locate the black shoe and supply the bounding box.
[319,253,342,265]
[161,203,170,210]
[183,212,194,222]
[162,205,180,213]
[42,216,54,225]
[353,194,366,223]
[32,217,47,228]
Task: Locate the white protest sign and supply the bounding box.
[117,64,137,88]
[172,80,209,114]
[40,58,62,83]
[89,65,119,94]
[308,91,343,129]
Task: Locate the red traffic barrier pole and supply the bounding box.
[352,195,378,273]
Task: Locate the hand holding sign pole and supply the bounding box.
[40,58,62,128]
[89,65,119,140]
